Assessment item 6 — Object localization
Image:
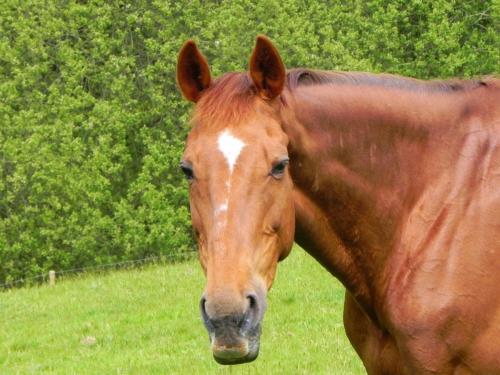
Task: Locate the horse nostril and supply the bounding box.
[237,293,260,330]
[245,293,260,322]
[200,296,210,322]
[247,294,257,311]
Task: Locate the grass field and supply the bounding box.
[0,247,365,374]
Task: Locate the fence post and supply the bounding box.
[49,270,56,286]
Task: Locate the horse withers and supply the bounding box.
[176,36,500,373]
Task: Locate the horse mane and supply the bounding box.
[286,68,488,93]
[192,73,255,126]
[192,69,490,126]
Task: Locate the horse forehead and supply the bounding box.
[186,119,285,163]
[217,129,246,171]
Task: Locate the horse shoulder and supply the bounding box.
[381,139,500,372]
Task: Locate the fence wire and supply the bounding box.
[0,251,197,290]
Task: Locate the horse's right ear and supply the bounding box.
[177,40,212,102]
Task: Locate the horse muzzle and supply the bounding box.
[200,291,265,364]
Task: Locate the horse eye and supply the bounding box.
[180,162,195,181]
[270,158,289,179]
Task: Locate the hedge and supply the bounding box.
[1,0,498,285]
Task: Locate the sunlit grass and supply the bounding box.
[0,247,365,374]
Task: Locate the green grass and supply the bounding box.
[0,247,365,374]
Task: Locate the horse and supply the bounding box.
[176,36,500,374]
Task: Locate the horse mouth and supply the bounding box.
[213,351,258,365]
[211,337,260,365]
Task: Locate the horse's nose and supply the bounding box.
[200,291,261,331]
[200,290,265,364]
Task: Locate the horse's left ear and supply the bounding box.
[177,40,212,102]
[249,36,286,100]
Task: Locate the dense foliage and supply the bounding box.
[1,0,498,285]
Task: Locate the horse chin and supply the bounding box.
[212,345,259,365]
[210,327,261,365]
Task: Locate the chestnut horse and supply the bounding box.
[176,36,500,374]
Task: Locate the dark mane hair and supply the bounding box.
[286,68,488,93]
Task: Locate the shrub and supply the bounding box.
[0,0,498,285]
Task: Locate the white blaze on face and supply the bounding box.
[214,130,245,221]
[217,130,246,174]
[214,201,228,216]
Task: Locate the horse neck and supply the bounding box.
[282,83,469,318]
